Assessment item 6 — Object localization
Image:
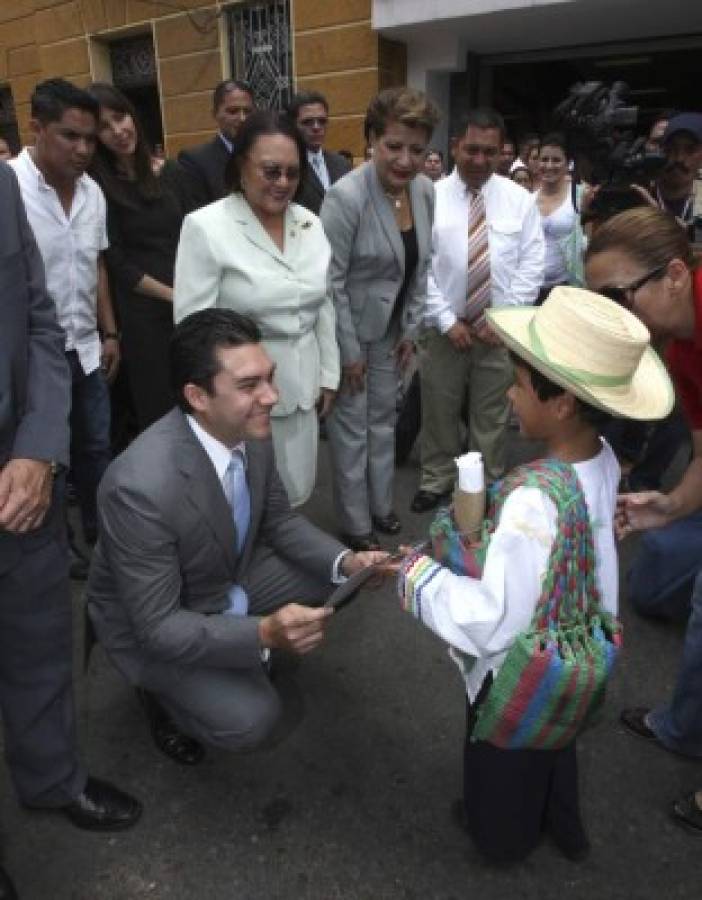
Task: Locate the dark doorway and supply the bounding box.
[0,85,20,155]
[487,39,702,142]
[110,33,163,150]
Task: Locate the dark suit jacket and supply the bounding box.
[295,150,352,215]
[87,408,345,679]
[0,162,71,573]
[178,136,231,208]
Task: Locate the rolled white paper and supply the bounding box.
[455,451,484,492]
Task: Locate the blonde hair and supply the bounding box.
[364,87,439,141]
[585,206,696,269]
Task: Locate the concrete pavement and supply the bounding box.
[0,436,697,900]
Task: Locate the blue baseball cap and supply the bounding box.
[663,113,702,145]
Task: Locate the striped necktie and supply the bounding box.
[465,189,491,326]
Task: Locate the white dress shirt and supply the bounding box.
[404,441,620,701]
[307,148,330,190]
[186,416,349,592]
[425,171,545,333]
[10,148,108,374]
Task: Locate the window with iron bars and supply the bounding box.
[227,1,293,111]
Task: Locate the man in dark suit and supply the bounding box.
[87,310,386,767]
[289,91,352,215]
[0,161,141,898]
[178,79,255,207]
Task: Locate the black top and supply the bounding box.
[104,160,192,293]
[391,225,419,323]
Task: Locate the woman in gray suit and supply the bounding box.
[320,88,439,550]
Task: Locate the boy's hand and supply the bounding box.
[446,320,472,351]
[374,545,415,577]
[615,491,673,539]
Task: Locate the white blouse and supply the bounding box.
[400,441,620,701]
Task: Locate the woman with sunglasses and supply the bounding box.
[173,111,339,507]
[585,205,702,830]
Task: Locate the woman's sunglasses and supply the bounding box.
[597,264,667,309]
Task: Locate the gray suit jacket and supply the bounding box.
[295,150,352,216]
[87,409,345,679]
[320,162,434,365]
[0,162,71,573]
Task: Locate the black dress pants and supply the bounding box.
[462,678,586,864]
[0,529,86,807]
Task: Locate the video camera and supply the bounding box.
[554,81,666,207]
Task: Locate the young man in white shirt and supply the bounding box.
[10,78,119,548]
[412,108,545,512]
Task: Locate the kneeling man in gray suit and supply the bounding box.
[87,309,385,765]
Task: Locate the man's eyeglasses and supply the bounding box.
[597,264,667,309]
[258,164,301,183]
[299,117,328,128]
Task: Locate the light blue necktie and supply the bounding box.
[223,448,250,616]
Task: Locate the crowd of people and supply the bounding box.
[1,70,702,897]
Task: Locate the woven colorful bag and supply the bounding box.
[429,459,622,750]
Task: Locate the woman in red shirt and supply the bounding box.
[585,205,702,833]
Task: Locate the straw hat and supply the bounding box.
[486,286,674,420]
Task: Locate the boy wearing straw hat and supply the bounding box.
[392,286,674,864]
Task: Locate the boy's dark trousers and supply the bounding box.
[462,676,588,863]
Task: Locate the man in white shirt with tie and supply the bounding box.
[87,310,386,767]
[411,108,545,512]
[289,91,352,215]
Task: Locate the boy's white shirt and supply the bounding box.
[416,440,621,701]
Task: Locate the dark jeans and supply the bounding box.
[649,569,702,757]
[627,511,702,621]
[67,351,111,541]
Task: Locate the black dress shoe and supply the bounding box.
[372,512,402,535]
[136,688,205,766]
[0,865,17,900]
[410,490,448,513]
[671,791,702,834]
[61,777,142,831]
[620,707,657,741]
[340,532,381,552]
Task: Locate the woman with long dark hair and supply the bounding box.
[88,82,194,431]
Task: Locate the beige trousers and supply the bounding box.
[418,327,513,491]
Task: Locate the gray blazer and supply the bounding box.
[0,162,71,573]
[87,409,345,679]
[320,162,434,365]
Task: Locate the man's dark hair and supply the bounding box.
[539,131,568,156]
[509,352,612,430]
[287,91,329,120]
[453,108,506,142]
[213,79,254,112]
[170,309,261,413]
[31,78,99,125]
[224,110,307,193]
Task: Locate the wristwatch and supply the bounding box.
[49,461,63,477]
[103,331,120,342]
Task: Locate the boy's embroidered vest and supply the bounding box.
[401,459,622,750]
